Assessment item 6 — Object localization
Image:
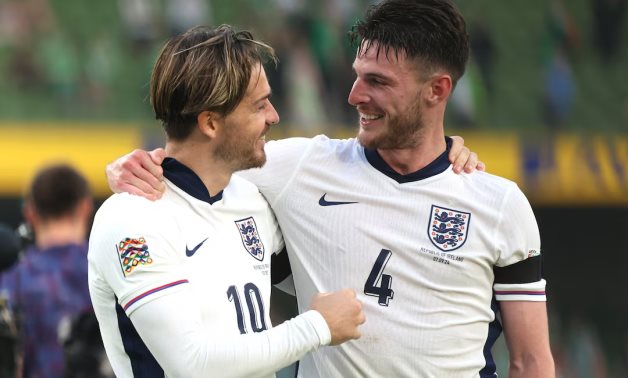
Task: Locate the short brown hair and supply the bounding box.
[350,0,469,86]
[150,25,278,141]
[26,164,90,222]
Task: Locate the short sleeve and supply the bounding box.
[493,185,546,302]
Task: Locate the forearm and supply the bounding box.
[501,301,555,378]
[508,353,555,378]
[131,290,330,377]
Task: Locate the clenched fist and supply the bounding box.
[310,289,365,345]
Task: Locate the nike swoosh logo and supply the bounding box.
[318,193,359,207]
[186,238,208,257]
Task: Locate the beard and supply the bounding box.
[357,99,425,150]
[215,127,267,172]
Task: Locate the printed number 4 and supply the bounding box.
[364,249,395,306]
[227,283,267,334]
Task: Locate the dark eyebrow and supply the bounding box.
[352,64,391,83]
[253,90,272,104]
[363,72,390,83]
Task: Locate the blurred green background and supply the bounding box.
[0,0,626,376]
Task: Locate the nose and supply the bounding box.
[267,100,280,125]
[347,78,368,107]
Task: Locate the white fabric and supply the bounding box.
[239,135,544,377]
[88,175,330,377]
[494,279,547,302]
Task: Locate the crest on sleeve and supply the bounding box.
[428,205,471,252]
[235,217,265,261]
[117,237,153,277]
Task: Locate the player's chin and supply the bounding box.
[248,150,267,169]
[357,129,381,149]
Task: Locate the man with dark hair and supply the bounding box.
[106,1,554,377]
[88,25,365,377]
[0,164,101,377]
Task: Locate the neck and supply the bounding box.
[35,218,86,249]
[165,140,232,196]
[377,126,446,175]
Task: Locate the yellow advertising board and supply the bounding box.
[452,132,628,206]
[0,124,142,197]
[1,125,626,205]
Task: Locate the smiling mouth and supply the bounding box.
[359,112,383,122]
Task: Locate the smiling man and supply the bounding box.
[87,25,365,377]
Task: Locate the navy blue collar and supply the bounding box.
[162,157,223,204]
[364,137,452,184]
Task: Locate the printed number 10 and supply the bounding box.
[364,249,395,306]
[227,283,267,334]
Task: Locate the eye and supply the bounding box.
[256,98,271,111]
[369,78,385,86]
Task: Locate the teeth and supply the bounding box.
[360,113,381,120]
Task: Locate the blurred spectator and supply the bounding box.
[83,33,119,109]
[281,15,328,131]
[546,0,581,55]
[448,71,478,128]
[542,0,579,129]
[0,224,22,377]
[469,18,496,99]
[117,0,159,53]
[6,46,43,91]
[165,0,211,36]
[592,0,627,63]
[0,224,21,275]
[0,164,111,378]
[543,47,575,128]
[2,0,55,92]
[36,28,81,109]
[315,0,360,126]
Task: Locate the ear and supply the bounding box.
[425,74,453,106]
[76,197,94,221]
[196,111,221,139]
[22,200,37,227]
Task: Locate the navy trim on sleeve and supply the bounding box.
[493,255,543,284]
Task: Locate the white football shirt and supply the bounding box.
[89,158,330,377]
[240,136,546,377]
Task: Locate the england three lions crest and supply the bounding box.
[235,217,265,261]
[428,205,471,252]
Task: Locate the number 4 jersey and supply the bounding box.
[239,136,546,378]
[88,158,330,377]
